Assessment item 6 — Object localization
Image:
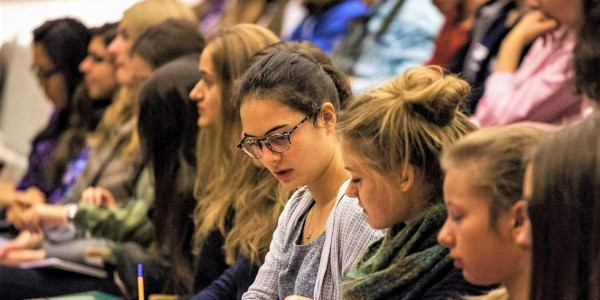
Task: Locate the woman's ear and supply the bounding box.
[511,200,532,250]
[399,165,416,192]
[320,102,337,132]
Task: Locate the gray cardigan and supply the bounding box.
[242,179,383,300]
[60,117,144,205]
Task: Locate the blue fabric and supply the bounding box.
[192,255,259,300]
[47,147,90,204]
[16,112,61,196]
[289,0,370,53]
[351,0,443,93]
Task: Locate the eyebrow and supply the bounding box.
[244,124,287,138]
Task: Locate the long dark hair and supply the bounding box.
[45,23,117,189]
[137,55,201,294]
[575,0,600,102]
[31,18,90,145]
[529,115,600,300]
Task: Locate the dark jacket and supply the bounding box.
[192,255,259,300]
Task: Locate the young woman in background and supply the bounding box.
[188,24,288,294]
[437,125,547,300]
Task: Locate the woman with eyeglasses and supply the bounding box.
[0,18,90,208]
[41,22,120,205]
[235,47,382,300]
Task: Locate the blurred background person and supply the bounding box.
[0,18,90,210]
[527,115,600,300]
[287,0,369,53]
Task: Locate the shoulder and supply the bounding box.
[394,0,443,32]
[317,0,369,32]
[327,0,369,17]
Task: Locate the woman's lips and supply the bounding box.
[273,169,292,182]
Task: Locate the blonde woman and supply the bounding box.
[188,24,290,294]
[437,125,547,300]
[338,66,490,299]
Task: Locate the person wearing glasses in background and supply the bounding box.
[0,18,90,213]
[40,22,120,205]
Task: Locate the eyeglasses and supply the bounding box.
[30,64,60,81]
[237,112,315,159]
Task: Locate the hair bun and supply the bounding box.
[388,66,470,126]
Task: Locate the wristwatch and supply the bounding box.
[65,203,79,222]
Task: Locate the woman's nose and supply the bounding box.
[189,80,204,102]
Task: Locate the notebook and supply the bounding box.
[26,291,121,300]
[19,257,107,278]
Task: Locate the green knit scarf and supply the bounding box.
[342,203,451,300]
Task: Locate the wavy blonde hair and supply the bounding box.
[337,66,478,202]
[88,0,197,157]
[123,0,196,42]
[193,24,289,265]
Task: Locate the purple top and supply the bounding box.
[46,147,90,204]
[198,0,226,35]
[16,112,61,197]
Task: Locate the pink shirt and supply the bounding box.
[472,30,582,127]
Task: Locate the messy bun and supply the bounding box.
[337,66,477,202]
[397,66,470,126]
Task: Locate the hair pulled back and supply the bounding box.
[337,66,477,202]
[234,48,351,118]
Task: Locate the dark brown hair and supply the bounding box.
[131,18,205,69]
[575,0,600,102]
[529,115,600,300]
[234,47,352,120]
[45,23,116,190]
[90,22,118,47]
[137,57,201,294]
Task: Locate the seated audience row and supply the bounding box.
[0,0,598,299]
